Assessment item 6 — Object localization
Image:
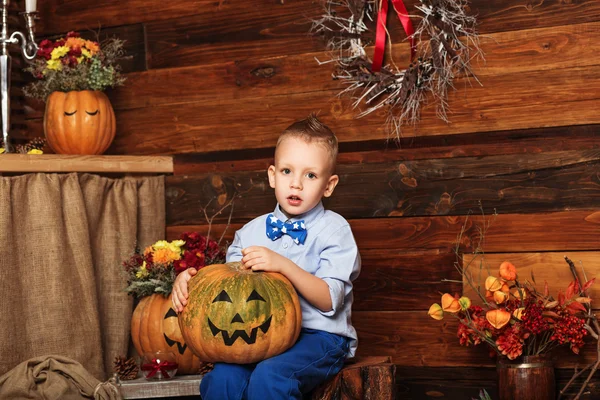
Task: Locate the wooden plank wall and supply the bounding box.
[15,0,600,398]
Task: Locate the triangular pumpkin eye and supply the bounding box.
[246,290,266,302]
[212,290,232,303]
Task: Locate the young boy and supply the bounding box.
[172,114,361,400]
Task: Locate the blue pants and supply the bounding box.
[200,328,349,400]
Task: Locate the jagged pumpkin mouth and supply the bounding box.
[207,316,272,346]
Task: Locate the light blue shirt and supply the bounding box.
[226,201,361,357]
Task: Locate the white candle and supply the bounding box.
[25,0,37,12]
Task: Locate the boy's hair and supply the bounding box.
[278,114,338,171]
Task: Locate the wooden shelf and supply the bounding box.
[0,154,173,174]
[118,374,201,399]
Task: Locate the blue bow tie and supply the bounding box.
[265,214,307,245]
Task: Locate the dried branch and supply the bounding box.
[559,257,599,399]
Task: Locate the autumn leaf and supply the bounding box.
[582,278,596,292]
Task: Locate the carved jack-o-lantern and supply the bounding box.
[131,294,203,374]
[179,262,302,364]
[44,90,116,155]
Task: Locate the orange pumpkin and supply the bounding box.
[179,262,302,364]
[44,90,116,155]
[131,293,203,374]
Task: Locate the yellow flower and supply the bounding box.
[46,59,63,71]
[81,48,92,58]
[135,261,149,278]
[458,296,471,311]
[428,303,444,320]
[152,240,169,249]
[77,56,84,64]
[50,45,69,60]
[27,149,43,154]
[168,239,186,253]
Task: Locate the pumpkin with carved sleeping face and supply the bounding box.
[44,90,116,155]
[179,262,302,364]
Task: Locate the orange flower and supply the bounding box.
[486,309,511,329]
[428,303,444,320]
[84,40,100,55]
[493,290,508,304]
[499,261,517,281]
[152,248,181,264]
[512,307,525,320]
[485,276,503,292]
[441,293,461,313]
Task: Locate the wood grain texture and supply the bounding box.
[166,210,600,253]
[142,1,600,70]
[105,21,600,112]
[171,124,600,175]
[165,150,600,224]
[0,154,173,173]
[352,311,598,368]
[102,65,600,155]
[462,252,600,308]
[354,250,460,311]
[311,356,395,400]
[394,367,600,400]
[35,0,600,38]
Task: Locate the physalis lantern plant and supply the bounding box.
[429,261,594,360]
[23,31,126,101]
[123,232,226,298]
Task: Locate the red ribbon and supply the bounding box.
[372,0,416,72]
[141,358,178,379]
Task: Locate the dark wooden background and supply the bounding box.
[12,0,600,398]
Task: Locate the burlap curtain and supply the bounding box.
[0,173,165,380]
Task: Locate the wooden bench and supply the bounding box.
[118,356,395,399]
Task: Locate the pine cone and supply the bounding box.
[198,362,214,375]
[113,355,139,381]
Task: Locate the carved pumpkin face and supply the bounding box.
[179,262,302,364]
[131,294,203,374]
[44,90,116,155]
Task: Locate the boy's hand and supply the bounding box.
[242,246,289,274]
[171,268,197,313]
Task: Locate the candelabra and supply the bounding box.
[1,0,38,153]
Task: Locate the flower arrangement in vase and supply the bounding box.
[23,31,126,155]
[428,213,598,400]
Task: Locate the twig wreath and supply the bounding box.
[310,0,483,138]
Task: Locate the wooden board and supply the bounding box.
[0,154,173,173]
[166,210,600,253]
[164,149,600,224]
[171,124,600,175]
[36,0,600,38]
[101,21,600,111]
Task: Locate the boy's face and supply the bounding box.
[268,136,339,218]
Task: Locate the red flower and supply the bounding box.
[66,31,80,38]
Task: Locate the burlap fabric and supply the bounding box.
[0,355,121,399]
[0,173,165,380]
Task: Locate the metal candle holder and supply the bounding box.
[1,0,38,153]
